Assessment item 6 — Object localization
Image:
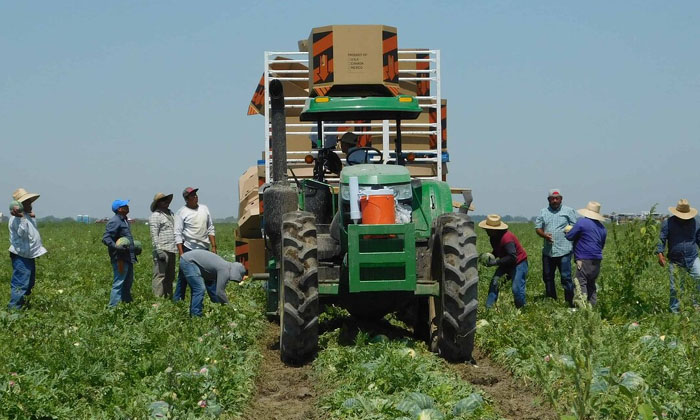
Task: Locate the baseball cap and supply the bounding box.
[548,188,562,197]
[182,187,199,199]
[111,199,130,213]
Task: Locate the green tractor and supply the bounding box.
[262,80,478,365]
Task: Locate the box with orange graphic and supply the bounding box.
[308,25,399,97]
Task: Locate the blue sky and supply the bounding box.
[2,1,699,219]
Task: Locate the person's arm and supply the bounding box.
[149,214,159,250]
[102,218,118,249]
[215,269,230,304]
[174,211,184,255]
[565,220,581,241]
[657,220,668,266]
[206,208,216,254]
[535,213,552,242]
[494,242,517,266]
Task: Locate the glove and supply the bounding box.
[152,250,166,261]
[563,225,573,233]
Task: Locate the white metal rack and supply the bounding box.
[262,49,442,182]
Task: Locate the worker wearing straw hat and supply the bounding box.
[149,193,176,298]
[656,199,700,313]
[565,201,607,306]
[7,188,47,309]
[478,214,529,309]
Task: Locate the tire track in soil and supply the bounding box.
[240,322,322,420]
[452,347,557,420]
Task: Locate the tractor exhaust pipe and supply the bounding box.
[263,80,298,261]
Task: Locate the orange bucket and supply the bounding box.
[360,190,395,224]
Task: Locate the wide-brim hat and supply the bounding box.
[12,188,40,204]
[478,214,508,230]
[669,199,698,220]
[577,201,606,222]
[340,132,358,145]
[150,193,173,212]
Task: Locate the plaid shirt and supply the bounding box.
[149,210,177,253]
[535,205,578,257]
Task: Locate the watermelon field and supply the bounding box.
[1,218,699,419]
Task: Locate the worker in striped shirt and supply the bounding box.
[535,189,578,306]
[149,192,177,298]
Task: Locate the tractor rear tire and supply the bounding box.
[431,213,479,362]
[280,211,319,365]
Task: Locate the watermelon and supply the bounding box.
[9,200,23,214]
[133,240,143,256]
[116,237,131,250]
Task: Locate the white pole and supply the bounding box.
[382,120,390,164]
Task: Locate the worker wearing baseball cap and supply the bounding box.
[173,187,216,302]
[534,189,578,306]
[102,199,137,307]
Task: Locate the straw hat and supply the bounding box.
[478,214,508,230]
[150,192,173,212]
[12,188,40,204]
[577,201,606,222]
[669,199,698,220]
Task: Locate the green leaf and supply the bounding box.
[637,403,655,420]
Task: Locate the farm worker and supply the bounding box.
[478,214,528,309]
[565,201,607,306]
[656,199,700,313]
[340,132,367,165]
[149,192,177,298]
[178,249,246,316]
[535,188,578,306]
[173,187,216,302]
[102,199,136,307]
[7,188,47,310]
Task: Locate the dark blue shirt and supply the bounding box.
[565,217,607,260]
[657,216,700,268]
[102,214,136,263]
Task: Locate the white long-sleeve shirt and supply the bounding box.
[174,204,215,250]
[9,216,47,259]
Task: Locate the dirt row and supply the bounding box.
[240,320,555,420]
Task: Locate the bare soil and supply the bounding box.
[453,347,557,420]
[239,322,322,420]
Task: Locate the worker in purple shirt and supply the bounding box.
[565,201,607,306]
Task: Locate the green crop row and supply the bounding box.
[475,221,700,420]
[0,223,266,419]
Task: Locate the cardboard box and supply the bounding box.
[309,25,399,97]
[235,238,267,275]
[369,100,447,151]
[238,166,263,202]
[238,191,262,238]
[248,57,309,117]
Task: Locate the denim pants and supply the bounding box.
[8,253,36,310]
[109,261,134,307]
[486,260,528,309]
[173,246,192,301]
[542,253,574,305]
[179,259,219,316]
[668,257,700,313]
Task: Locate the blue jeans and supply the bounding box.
[8,253,36,310]
[173,246,192,302]
[487,260,528,309]
[668,257,700,313]
[179,259,219,316]
[109,261,134,307]
[542,253,574,305]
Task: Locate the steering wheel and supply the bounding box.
[346,147,384,165]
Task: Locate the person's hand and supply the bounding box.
[563,225,573,233]
[10,207,23,217]
[544,233,553,243]
[658,253,666,267]
[211,246,217,254]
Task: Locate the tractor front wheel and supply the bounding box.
[430,213,479,362]
[280,211,319,365]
